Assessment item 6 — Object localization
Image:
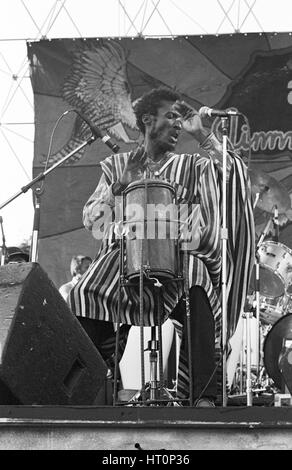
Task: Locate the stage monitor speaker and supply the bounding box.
[0,262,108,405]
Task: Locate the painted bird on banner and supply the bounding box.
[45,40,138,165]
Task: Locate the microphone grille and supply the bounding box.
[198,106,210,118]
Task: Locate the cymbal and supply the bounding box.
[248,168,291,214]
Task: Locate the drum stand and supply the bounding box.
[112,181,193,407]
[113,268,185,406]
[139,276,179,405]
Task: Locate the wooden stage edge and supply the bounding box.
[1,404,292,449]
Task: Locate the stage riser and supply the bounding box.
[0,426,291,450]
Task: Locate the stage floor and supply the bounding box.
[1,401,292,450]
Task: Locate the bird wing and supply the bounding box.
[62,40,137,132]
[44,40,138,165]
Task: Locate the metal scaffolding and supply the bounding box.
[0,0,288,243]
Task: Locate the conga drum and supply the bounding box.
[122,179,180,283]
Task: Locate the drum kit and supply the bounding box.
[229,168,292,401]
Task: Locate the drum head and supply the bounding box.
[259,266,285,298]
[263,313,292,389]
[259,294,288,325]
[249,265,285,298]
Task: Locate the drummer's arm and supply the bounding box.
[83,173,116,231]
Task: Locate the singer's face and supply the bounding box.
[148,101,183,152]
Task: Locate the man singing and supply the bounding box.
[69,87,255,407]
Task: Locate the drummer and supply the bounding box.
[68,86,255,407]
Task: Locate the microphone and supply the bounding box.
[75,110,120,153]
[273,205,279,242]
[199,106,241,118]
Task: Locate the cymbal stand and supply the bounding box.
[243,305,253,406]
[239,214,274,402]
[256,216,274,251]
[254,252,261,376]
[253,215,274,380]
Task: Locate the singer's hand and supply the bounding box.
[120,146,147,185]
[172,101,211,144]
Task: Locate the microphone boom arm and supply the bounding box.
[0,134,99,212]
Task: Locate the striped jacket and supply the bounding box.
[69,133,255,344]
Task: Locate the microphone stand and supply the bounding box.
[221,117,229,407]
[0,137,97,213]
[0,216,6,265]
[30,187,42,262]
[0,131,120,264]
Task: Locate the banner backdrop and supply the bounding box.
[27,34,292,289]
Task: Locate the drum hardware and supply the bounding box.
[232,241,263,406]
[263,313,292,394]
[113,179,192,407]
[253,192,260,210]
[254,209,292,324]
[228,212,292,403]
[243,307,254,406]
[228,167,292,405]
[254,252,261,374]
[235,298,263,406]
[256,240,292,299]
[228,313,277,400]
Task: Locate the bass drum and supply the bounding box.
[263,313,292,390]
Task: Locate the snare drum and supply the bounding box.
[257,241,292,298]
[122,179,179,283]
